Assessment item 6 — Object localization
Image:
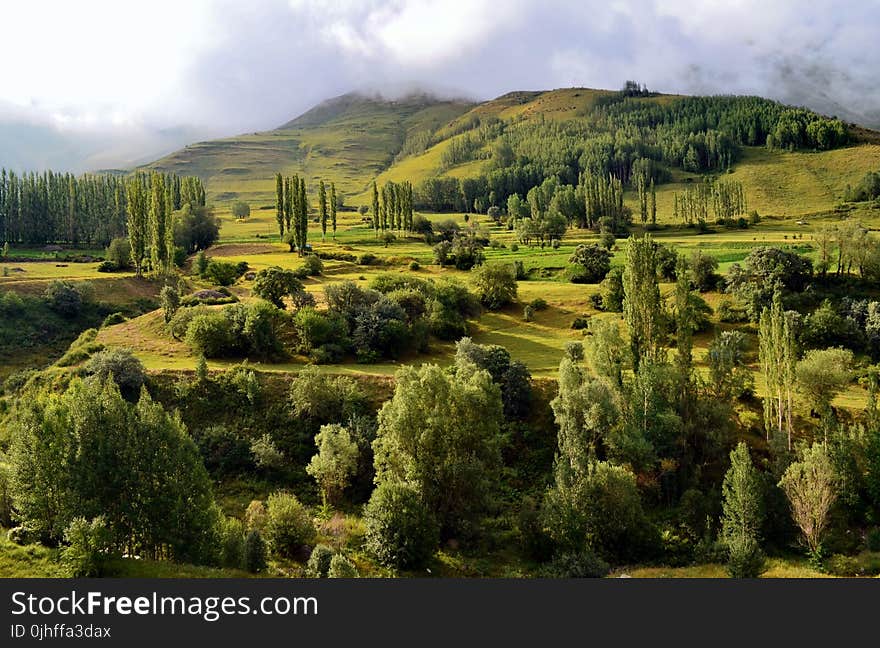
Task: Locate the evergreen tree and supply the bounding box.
[721,442,765,578]
[319,180,328,241]
[622,235,664,373]
[371,181,380,236]
[275,173,284,238]
[330,183,337,239]
[149,172,167,274]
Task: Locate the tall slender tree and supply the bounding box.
[371,181,380,237]
[319,180,328,241]
[275,173,284,238]
[622,235,663,373]
[330,183,337,239]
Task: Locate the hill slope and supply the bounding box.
[146,87,880,217]
[145,92,474,205]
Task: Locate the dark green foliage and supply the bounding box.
[364,482,439,570]
[800,300,863,351]
[305,544,334,577]
[726,246,813,320]
[598,267,624,312]
[83,348,146,401]
[689,250,720,291]
[101,312,126,327]
[844,171,880,202]
[43,280,83,318]
[203,260,246,286]
[160,285,179,323]
[726,535,766,579]
[302,255,323,276]
[193,425,254,477]
[106,237,131,269]
[174,205,220,253]
[231,201,250,219]
[567,244,611,283]
[243,530,267,573]
[182,302,285,360]
[542,550,610,578]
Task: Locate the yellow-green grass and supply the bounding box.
[614,557,833,578]
[0,261,133,283]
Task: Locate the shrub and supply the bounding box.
[245,501,268,533]
[473,262,517,310]
[357,253,378,266]
[194,251,209,276]
[250,433,285,470]
[101,312,126,327]
[409,260,420,271]
[185,311,233,357]
[717,299,749,323]
[517,496,554,562]
[523,305,534,321]
[62,516,112,577]
[542,550,610,578]
[598,267,624,312]
[302,255,324,276]
[306,424,359,506]
[364,482,439,570]
[571,316,590,330]
[825,553,860,577]
[195,425,254,477]
[305,544,334,577]
[203,260,244,286]
[328,553,359,578]
[726,535,766,578]
[529,297,548,311]
[44,280,83,317]
[106,237,131,269]
[218,517,246,569]
[83,348,146,401]
[263,492,316,559]
[96,260,117,273]
[243,530,267,573]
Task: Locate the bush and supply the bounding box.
[529,298,548,311]
[194,251,209,276]
[302,255,324,276]
[185,311,233,357]
[825,553,860,577]
[598,267,624,312]
[96,260,117,273]
[204,260,245,286]
[43,280,83,317]
[243,530,267,573]
[517,496,554,562]
[245,501,268,533]
[717,299,749,323]
[305,544,334,577]
[726,534,766,578]
[62,516,111,577]
[218,517,246,569]
[106,237,131,269]
[564,341,584,361]
[263,492,316,559]
[328,553,359,578]
[523,305,534,321]
[83,348,146,401]
[409,261,420,271]
[364,482,439,570]
[571,316,590,330]
[250,433,285,470]
[473,262,517,310]
[357,253,378,266]
[101,312,126,327]
[195,425,254,477]
[542,550,610,578]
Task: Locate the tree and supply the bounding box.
[720,443,765,578]
[275,173,284,238]
[83,348,146,402]
[796,348,853,441]
[125,175,148,276]
[319,180,328,241]
[306,424,359,506]
[568,244,611,283]
[243,530,267,573]
[371,181,380,235]
[149,172,169,274]
[160,285,179,323]
[263,492,316,558]
[231,201,250,219]
[364,482,439,570]
[330,183,338,239]
[106,237,131,269]
[44,280,82,318]
[622,235,663,372]
[373,363,504,538]
[759,292,797,449]
[779,443,837,560]
[8,378,218,562]
[252,266,307,309]
[473,262,517,310]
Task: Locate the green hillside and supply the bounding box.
[145,92,474,205]
[145,87,880,219]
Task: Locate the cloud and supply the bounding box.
[1,0,878,170]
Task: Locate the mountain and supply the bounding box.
[145,87,880,217]
[145,92,474,205]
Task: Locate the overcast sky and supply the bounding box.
[2,0,879,170]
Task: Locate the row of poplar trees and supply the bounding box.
[274,173,338,253]
[125,172,207,276]
[0,167,204,258]
[370,180,414,235]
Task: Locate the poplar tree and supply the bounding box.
[759,291,797,449]
[125,175,147,277]
[283,177,292,238]
[622,235,663,373]
[298,179,308,256]
[149,172,167,274]
[371,181,380,236]
[330,183,337,239]
[275,173,284,237]
[721,442,765,578]
[650,180,657,225]
[319,180,328,241]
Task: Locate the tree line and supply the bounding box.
[0,169,204,248]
